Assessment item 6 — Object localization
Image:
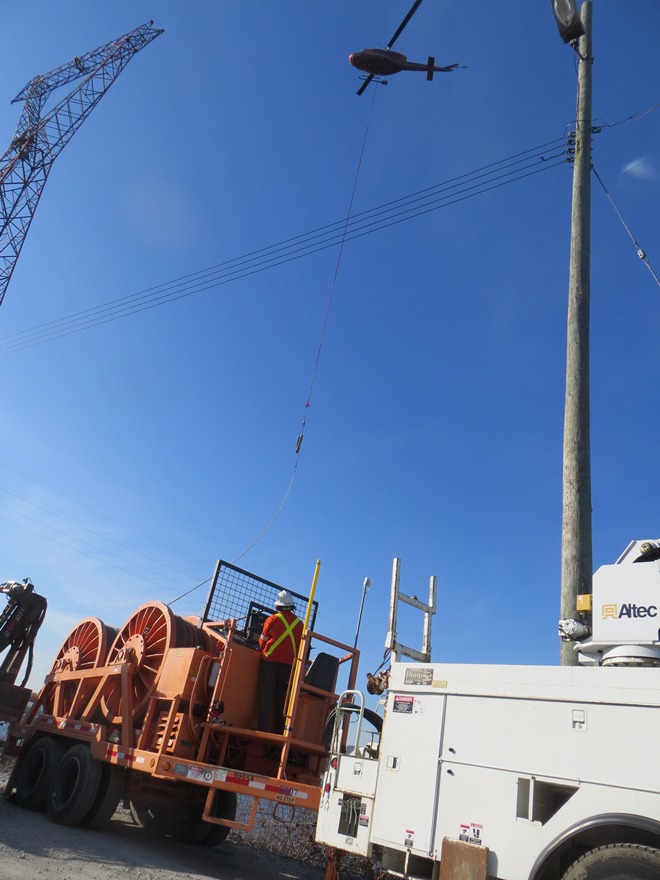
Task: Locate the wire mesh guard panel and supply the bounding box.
[201,561,318,632]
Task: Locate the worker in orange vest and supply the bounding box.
[257,590,303,734]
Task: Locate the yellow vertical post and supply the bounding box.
[284,559,321,732]
[303,559,321,631]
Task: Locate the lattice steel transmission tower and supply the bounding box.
[0,21,163,308]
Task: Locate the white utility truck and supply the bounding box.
[316,540,660,880]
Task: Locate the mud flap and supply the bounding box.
[324,847,342,880]
[439,838,489,880]
[427,56,435,80]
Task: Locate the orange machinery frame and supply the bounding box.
[7,614,359,831]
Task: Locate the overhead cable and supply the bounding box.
[0,138,569,355]
[592,164,660,289]
[0,508,182,592]
[231,76,381,563]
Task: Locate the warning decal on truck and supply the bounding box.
[393,694,426,714]
[459,822,484,845]
[188,765,214,782]
[393,695,414,713]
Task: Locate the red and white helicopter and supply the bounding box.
[349,0,461,96]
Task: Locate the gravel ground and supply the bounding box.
[0,755,367,880]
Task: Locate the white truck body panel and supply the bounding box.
[591,557,660,643]
[317,662,660,879]
[316,547,660,878]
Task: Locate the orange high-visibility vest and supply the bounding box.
[260,611,302,664]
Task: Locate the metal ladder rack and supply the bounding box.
[385,558,436,663]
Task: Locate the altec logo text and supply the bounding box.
[602,604,658,619]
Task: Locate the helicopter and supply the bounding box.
[349,0,460,96]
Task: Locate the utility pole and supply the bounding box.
[559,1,593,666]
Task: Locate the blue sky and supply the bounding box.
[0,1,659,691]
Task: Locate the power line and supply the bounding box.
[0,137,569,586]
[593,100,660,131]
[0,485,188,589]
[167,575,212,607]
[592,164,660,289]
[0,461,206,574]
[0,465,208,595]
[0,137,569,355]
[0,508,183,592]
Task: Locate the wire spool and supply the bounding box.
[45,618,118,716]
[51,618,116,674]
[176,615,206,649]
[183,615,223,654]
[100,601,204,724]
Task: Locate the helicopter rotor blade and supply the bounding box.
[386,0,424,49]
[356,73,375,96]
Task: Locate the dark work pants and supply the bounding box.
[257,660,292,733]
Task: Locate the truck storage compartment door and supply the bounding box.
[370,689,446,855]
[316,754,380,857]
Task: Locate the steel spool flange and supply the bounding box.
[50,617,112,674]
[45,617,115,717]
[100,600,177,724]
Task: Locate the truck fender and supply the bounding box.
[529,813,660,880]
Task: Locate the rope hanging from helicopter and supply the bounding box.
[296,87,380,453]
[232,88,380,564]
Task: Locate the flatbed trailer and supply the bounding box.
[4,560,358,842]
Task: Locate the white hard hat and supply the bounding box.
[275,589,295,609]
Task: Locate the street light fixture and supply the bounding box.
[354,577,372,649]
[551,0,585,43]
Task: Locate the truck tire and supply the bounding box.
[129,799,161,830]
[47,743,103,826]
[129,787,235,846]
[198,790,237,847]
[130,799,183,836]
[323,704,383,755]
[164,788,237,846]
[81,762,126,829]
[14,736,67,812]
[562,843,660,879]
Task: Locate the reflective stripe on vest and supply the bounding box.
[264,612,302,658]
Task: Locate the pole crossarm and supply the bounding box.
[0,21,163,308]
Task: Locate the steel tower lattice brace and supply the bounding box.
[0,21,163,308]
